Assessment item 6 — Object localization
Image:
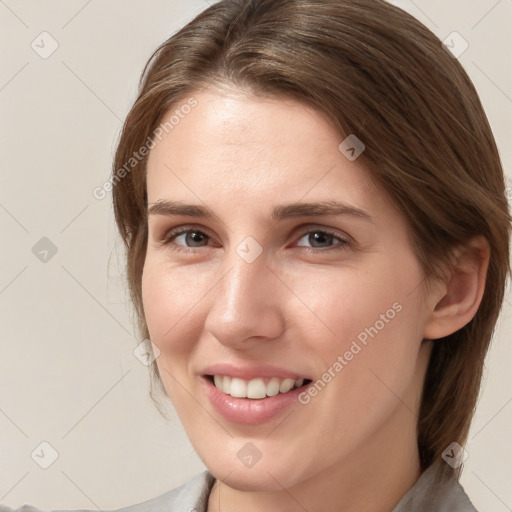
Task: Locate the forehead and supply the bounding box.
[145,89,379,208]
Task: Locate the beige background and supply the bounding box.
[0,0,511,510]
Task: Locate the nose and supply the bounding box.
[204,248,286,349]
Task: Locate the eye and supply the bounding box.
[174,230,209,247]
[161,227,213,250]
[295,229,349,251]
[159,226,350,254]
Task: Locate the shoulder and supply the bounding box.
[392,462,478,512]
[113,471,215,512]
[0,471,215,512]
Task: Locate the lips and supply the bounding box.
[200,363,312,424]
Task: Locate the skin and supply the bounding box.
[142,87,489,512]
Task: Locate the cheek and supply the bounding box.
[141,259,206,354]
[288,254,426,396]
[286,256,423,346]
[285,271,425,456]
[141,259,207,407]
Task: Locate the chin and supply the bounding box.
[213,466,289,492]
[203,452,312,493]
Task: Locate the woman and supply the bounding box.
[2,0,509,511]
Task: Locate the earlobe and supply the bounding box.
[423,236,490,340]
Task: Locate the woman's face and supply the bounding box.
[142,89,438,491]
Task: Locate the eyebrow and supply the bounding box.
[148,199,373,223]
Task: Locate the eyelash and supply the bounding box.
[159,226,350,254]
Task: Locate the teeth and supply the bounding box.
[212,375,306,399]
[247,378,267,399]
[279,378,295,393]
[230,377,247,398]
[266,377,280,397]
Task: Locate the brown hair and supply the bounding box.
[112,0,510,473]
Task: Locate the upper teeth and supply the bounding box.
[213,375,305,399]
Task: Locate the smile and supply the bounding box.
[209,375,310,399]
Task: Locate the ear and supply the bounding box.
[423,236,490,340]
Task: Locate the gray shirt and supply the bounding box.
[0,461,478,512]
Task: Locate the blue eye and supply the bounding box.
[160,227,349,254]
[172,230,210,248]
[295,230,349,251]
